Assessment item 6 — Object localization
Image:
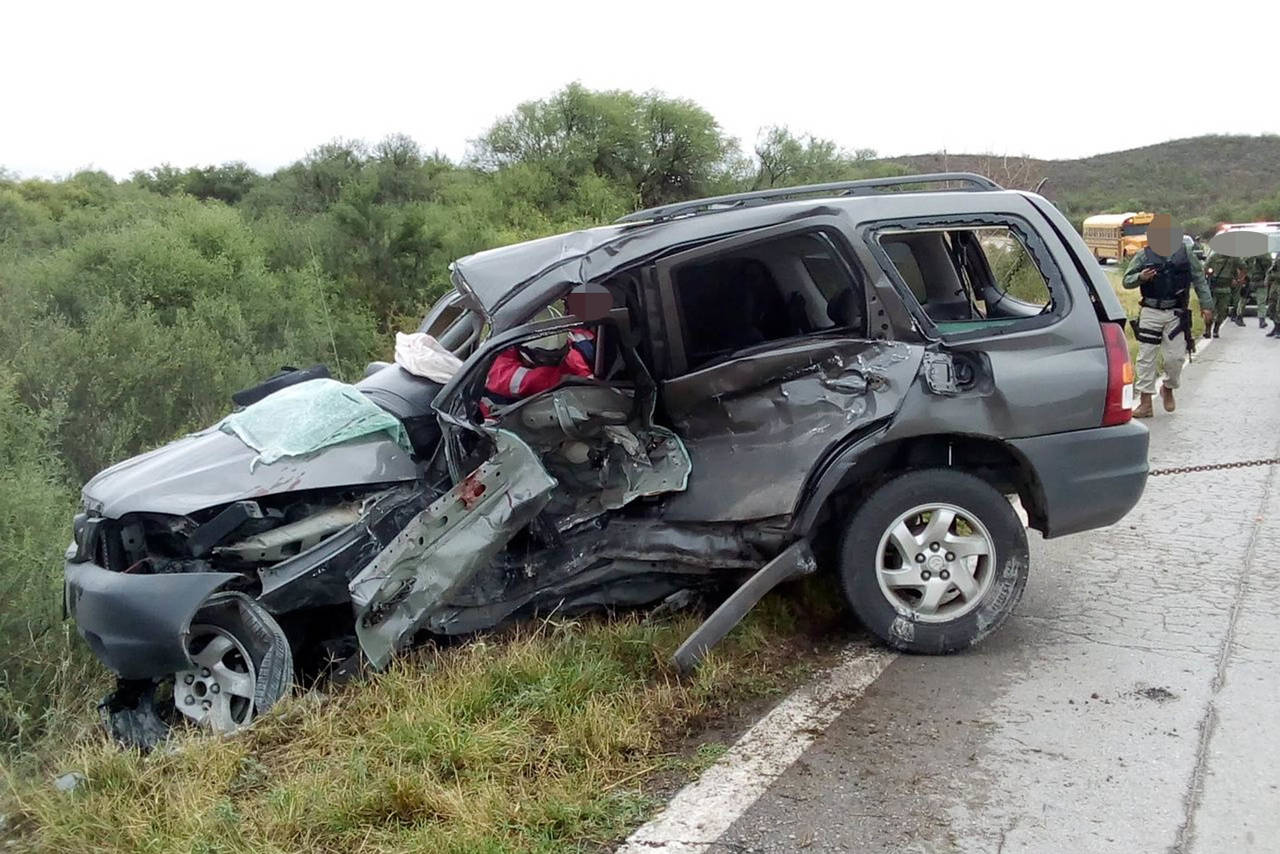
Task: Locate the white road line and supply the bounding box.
[618,645,896,853]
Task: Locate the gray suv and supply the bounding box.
[64,173,1148,744]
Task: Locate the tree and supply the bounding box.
[131,164,187,196]
[636,95,736,205]
[181,161,260,205]
[471,82,642,183]
[291,139,369,210]
[370,133,431,204]
[471,83,740,208]
[752,126,881,189]
[936,151,1048,193]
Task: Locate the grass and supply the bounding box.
[1,578,848,854]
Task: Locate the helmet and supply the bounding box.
[517,305,570,365]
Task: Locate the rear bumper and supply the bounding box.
[1010,421,1149,538]
[64,560,239,679]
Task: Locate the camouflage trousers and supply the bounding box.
[1267,284,1280,322]
[1133,306,1186,394]
[1235,283,1265,317]
[1212,287,1236,319]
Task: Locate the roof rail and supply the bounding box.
[616,172,1004,224]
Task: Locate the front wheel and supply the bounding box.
[102,592,294,748]
[172,592,294,734]
[838,469,1028,654]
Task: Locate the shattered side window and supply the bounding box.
[876,220,1064,337]
[669,231,865,373]
[970,228,1052,309]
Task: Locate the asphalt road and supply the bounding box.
[634,325,1280,853]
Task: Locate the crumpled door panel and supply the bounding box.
[347,381,695,668]
[657,339,922,522]
[348,430,555,669]
[498,383,692,529]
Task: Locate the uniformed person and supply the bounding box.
[1233,254,1271,328]
[1204,252,1247,337]
[1122,214,1211,418]
[1265,256,1280,338]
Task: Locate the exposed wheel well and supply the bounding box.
[813,434,1047,542]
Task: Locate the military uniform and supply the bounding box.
[1122,245,1210,415]
[1266,258,1280,338]
[1204,253,1247,336]
[1233,254,1272,327]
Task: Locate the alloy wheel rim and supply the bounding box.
[174,625,257,732]
[874,502,996,624]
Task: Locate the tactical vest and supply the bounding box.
[1139,247,1192,302]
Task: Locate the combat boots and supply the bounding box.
[1133,393,1154,419]
[1161,386,1175,412]
[1268,324,1280,338]
[1261,316,1269,329]
[1212,317,1224,337]
[1233,313,1246,327]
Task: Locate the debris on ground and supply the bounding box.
[51,772,85,794]
[1133,686,1178,703]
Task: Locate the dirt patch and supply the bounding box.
[1133,686,1178,703]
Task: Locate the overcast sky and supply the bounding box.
[5,0,1278,179]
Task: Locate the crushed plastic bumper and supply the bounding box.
[64,559,239,679]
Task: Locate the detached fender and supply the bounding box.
[65,561,239,679]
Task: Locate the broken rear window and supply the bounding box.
[874,219,1067,338]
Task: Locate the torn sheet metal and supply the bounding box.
[658,339,922,522]
[500,384,692,529]
[430,516,789,635]
[256,487,429,613]
[673,538,817,672]
[215,504,362,563]
[922,352,961,396]
[348,430,556,669]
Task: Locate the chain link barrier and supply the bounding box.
[1149,458,1280,477]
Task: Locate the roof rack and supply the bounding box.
[615,172,1004,224]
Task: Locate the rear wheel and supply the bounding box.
[838,469,1028,654]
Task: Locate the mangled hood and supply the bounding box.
[82,426,420,519]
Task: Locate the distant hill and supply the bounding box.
[881,135,1280,234]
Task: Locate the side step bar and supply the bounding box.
[673,539,817,672]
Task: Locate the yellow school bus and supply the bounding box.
[1081,212,1155,262]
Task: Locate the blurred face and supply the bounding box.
[564,283,613,322]
[1146,214,1180,257]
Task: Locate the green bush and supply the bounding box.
[0,372,101,762]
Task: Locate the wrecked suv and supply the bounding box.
[64,173,1149,744]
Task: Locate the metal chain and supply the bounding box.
[1149,458,1280,477]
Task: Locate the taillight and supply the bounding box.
[1101,321,1134,426]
